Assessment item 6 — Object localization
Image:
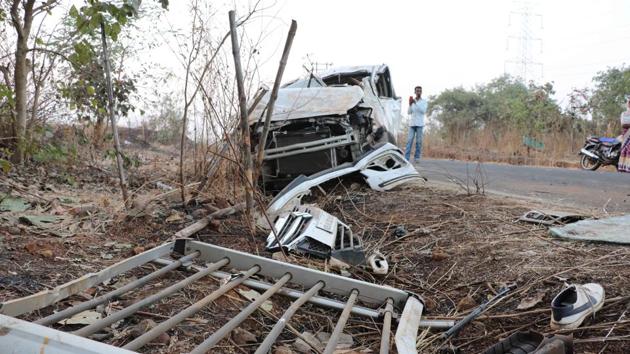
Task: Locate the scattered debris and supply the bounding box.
[274,345,296,354]
[444,286,514,340]
[517,290,547,310]
[0,196,31,212]
[329,257,351,273]
[69,204,99,217]
[457,295,477,312]
[19,214,61,227]
[266,205,365,265]
[266,143,422,218]
[58,310,102,325]
[393,225,407,238]
[482,331,574,354]
[431,247,449,262]
[231,327,257,345]
[549,214,630,244]
[294,331,323,353]
[237,288,274,312]
[519,209,585,226]
[316,331,354,350]
[367,251,388,275]
[24,242,54,258]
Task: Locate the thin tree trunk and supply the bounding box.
[255,20,297,180]
[10,0,36,164]
[93,115,107,147]
[229,10,253,218]
[100,22,129,207]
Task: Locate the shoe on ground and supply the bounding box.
[550,283,604,330]
[482,330,573,354]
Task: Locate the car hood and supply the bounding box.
[248,86,364,124]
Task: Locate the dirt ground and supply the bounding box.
[1,145,629,354]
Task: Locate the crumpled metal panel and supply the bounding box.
[247,86,364,124]
[266,143,421,217]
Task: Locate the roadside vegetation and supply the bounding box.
[424,67,630,167]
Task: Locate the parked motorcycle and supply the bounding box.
[578,136,621,170]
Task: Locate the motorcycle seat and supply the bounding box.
[599,137,618,143]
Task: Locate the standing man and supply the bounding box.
[405,85,427,161]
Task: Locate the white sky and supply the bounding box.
[43,0,630,127]
[241,0,630,106]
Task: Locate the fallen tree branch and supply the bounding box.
[173,202,245,239]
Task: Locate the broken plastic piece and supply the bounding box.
[266,205,365,265]
[395,296,424,354]
[519,210,584,226]
[368,251,388,275]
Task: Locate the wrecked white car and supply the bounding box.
[266,143,421,218]
[249,65,403,190]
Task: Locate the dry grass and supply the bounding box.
[412,128,585,168]
[2,138,628,353]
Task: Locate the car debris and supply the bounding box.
[265,205,365,265]
[368,251,389,275]
[549,214,630,244]
[0,239,454,354]
[482,331,574,354]
[266,142,421,218]
[519,209,585,226]
[249,65,404,190]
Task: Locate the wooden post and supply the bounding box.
[100,22,129,207]
[255,20,298,179]
[229,10,253,217]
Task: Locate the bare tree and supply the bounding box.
[8,0,58,163]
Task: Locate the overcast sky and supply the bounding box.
[49,0,629,126]
[227,0,630,107]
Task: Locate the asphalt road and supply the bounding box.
[416,158,630,213]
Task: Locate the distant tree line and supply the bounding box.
[428,66,630,148]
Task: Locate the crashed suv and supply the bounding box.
[249,65,403,190]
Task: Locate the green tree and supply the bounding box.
[429,75,564,144]
[428,87,485,143]
[589,65,630,133]
[57,36,137,147]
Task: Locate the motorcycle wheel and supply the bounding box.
[580,154,601,171]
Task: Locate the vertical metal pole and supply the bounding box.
[379,299,394,354]
[254,281,325,354]
[100,22,129,206]
[73,258,229,337]
[36,252,200,326]
[323,289,358,354]
[190,273,292,354]
[124,266,260,351]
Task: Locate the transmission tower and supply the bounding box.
[505,1,543,83]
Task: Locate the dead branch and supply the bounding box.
[173,202,245,239]
[254,19,297,179]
